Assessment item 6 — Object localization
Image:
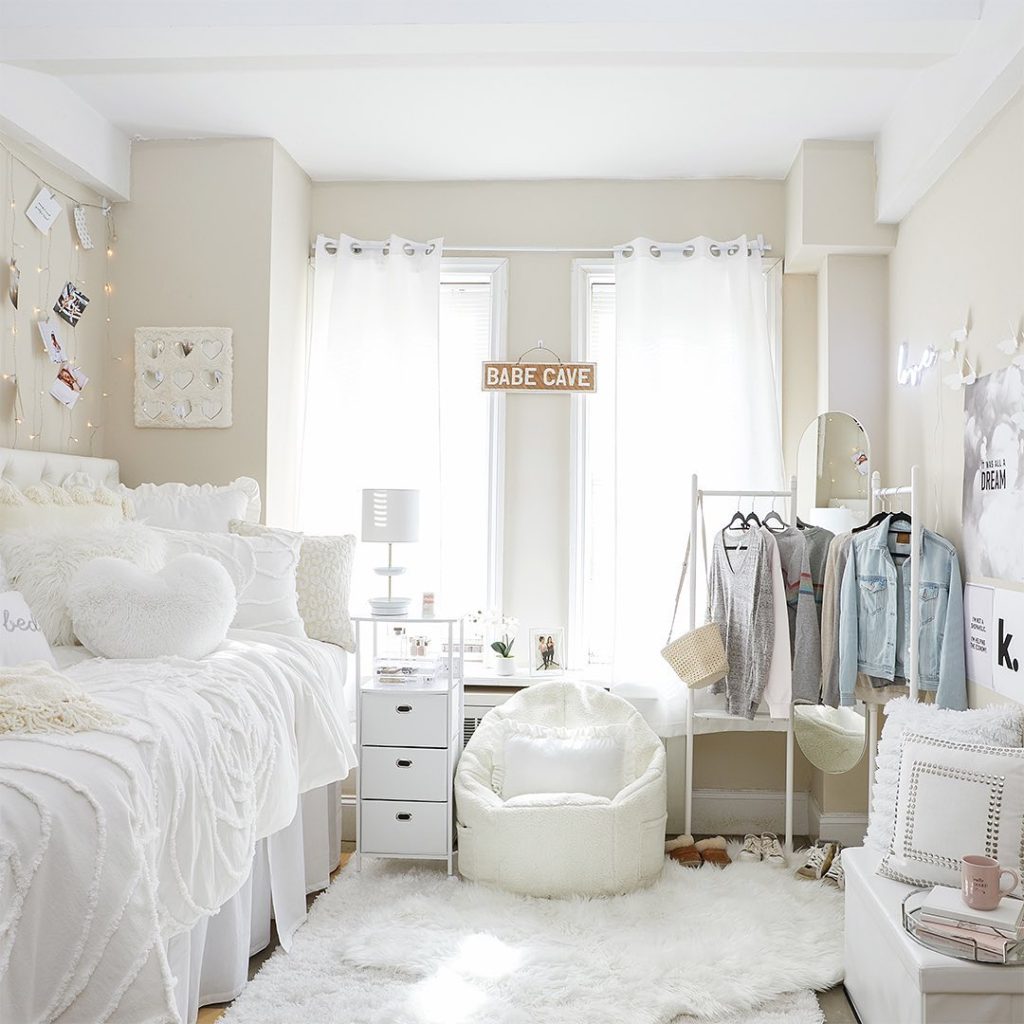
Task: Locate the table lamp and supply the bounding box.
[361,488,420,617]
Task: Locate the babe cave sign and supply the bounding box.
[482,361,597,394]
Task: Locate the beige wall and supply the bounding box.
[888,88,1024,711]
[312,179,825,826]
[266,144,312,527]
[107,139,278,493]
[0,134,106,457]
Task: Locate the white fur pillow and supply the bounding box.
[69,555,236,660]
[0,524,166,646]
[866,697,1024,852]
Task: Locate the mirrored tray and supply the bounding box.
[902,889,1024,965]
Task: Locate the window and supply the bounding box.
[569,260,782,669]
[438,260,507,615]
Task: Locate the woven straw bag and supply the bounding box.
[660,496,728,689]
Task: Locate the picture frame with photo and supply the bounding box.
[529,626,566,677]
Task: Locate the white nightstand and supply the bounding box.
[353,615,464,875]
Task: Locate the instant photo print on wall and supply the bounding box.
[134,327,233,428]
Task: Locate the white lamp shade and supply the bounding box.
[361,488,420,543]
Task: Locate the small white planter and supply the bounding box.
[495,657,516,677]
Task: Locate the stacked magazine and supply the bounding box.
[916,886,1024,960]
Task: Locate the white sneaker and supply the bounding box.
[737,833,762,862]
[796,841,837,880]
[760,832,787,868]
[824,849,845,890]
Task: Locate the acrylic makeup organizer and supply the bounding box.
[684,473,798,854]
[865,465,922,807]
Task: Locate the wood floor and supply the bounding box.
[195,841,858,1023]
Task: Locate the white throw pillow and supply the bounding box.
[229,521,355,651]
[879,731,1024,893]
[866,698,1024,853]
[69,555,236,660]
[0,591,55,666]
[0,480,130,532]
[123,477,260,531]
[499,729,627,800]
[0,524,166,646]
[158,528,305,637]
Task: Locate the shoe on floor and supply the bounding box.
[796,840,838,880]
[823,849,845,890]
[694,836,731,867]
[666,834,701,868]
[737,833,763,863]
[761,832,787,868]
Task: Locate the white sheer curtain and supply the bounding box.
[612,236,784,736]
[300,234,443,608]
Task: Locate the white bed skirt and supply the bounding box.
[166,783,341,1023]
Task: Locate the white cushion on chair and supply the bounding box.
[500,728,626,800]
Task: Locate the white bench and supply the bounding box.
[844,846,1024,1024]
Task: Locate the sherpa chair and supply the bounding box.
[455,681,667,897]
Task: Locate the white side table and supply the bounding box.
[353,615,464,875]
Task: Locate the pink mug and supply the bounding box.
[961,855,1021,911]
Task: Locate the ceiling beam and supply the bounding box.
[875,0,1024,222]
[0,64,131,200]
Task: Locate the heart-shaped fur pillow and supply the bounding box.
[69,554,237,660]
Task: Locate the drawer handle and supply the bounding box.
[395,704,413,714]
[395,812,413,822]
[396,758,413,768]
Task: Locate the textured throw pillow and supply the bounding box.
[0,523,166,646]
[878,731,1024,893]
[158,528,305,637]
[0,591,56,667]
[0,480,130,532]
[229,521,355,651]
[866,697,1024,853]
[69,555,236,660]
[122,477,261,531]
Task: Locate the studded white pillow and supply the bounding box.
[878,731,1024,894]
[230,521,355,651]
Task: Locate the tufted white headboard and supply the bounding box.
[0,447,120,490]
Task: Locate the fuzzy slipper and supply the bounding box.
[694,835,731,867]
[665,834,701,867]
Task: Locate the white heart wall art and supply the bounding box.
[134,327,233,428]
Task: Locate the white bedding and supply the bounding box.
[0,631,354,1024]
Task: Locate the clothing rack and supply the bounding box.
[865,465,922,807]
[685,473,798,853]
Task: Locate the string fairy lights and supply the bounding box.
[1,137,111,456]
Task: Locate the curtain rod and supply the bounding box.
[317,235,773,258]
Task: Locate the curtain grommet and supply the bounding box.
[649,244,662,258]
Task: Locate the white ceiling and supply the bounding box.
[0,0,1020,214]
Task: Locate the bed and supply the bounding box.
[0,450,356,1023]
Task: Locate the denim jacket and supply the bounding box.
[838,517,966,710]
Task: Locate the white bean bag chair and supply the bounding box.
[455,681,667,897]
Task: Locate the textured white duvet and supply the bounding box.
[0,631,354,1024]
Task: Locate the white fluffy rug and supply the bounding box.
[224,859,843,1024]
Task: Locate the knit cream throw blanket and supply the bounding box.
[0,660,124,733]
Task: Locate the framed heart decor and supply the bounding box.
[134,327,233,428]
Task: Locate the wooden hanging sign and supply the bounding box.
[481,360,597,393]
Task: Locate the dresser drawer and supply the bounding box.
[360,746,449,801]
[360,800,448,856]
[361,691,449,747]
